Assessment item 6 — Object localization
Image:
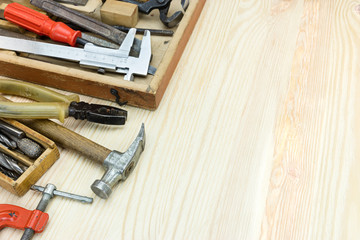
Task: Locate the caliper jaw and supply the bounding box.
[80,28,152,81]
[116,29,152,81]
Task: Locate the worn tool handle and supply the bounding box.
[0,95,111,164]
[20,119,111,164]
[4,3,81,46]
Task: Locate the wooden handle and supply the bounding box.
[0,95,111,163]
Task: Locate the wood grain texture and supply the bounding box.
[1,0,360,239]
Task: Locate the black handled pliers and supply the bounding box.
[0,79,127,125]
[121,0,189,28]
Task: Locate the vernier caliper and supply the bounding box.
[0,28,151,81]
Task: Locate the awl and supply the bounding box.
[4,3,87,46]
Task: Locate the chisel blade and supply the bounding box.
[54,0,89,6]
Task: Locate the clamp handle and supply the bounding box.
[0,204,49,233]
[4,3,81,46]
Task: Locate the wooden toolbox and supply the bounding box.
[0,0,207,110]
[0,118,60,196]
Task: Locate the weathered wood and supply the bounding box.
[19,119,111,165]
[100,0,138,27]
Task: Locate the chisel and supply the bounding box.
[30,0,141,56]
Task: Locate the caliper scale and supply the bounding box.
[0,28,151,81]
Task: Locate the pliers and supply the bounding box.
[121,0,189,28]
[0,79,127,125]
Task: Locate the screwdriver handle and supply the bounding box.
[4,3,81,46]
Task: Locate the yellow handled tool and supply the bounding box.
[0,79,127,125]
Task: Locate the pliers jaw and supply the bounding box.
[122,0,189,28]
[68,102,127,125]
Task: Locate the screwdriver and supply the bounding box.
[3,3,88,46]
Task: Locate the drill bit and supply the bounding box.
[0,133,17,149]
[0,152,24,175]
[0,119,25,139]
[0,165,19,179]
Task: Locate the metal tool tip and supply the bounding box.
[138,123,145,139]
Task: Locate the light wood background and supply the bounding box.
[2,0,360,239]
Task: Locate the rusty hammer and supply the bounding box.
[0,95,145,199]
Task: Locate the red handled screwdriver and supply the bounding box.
[4,2,88,46]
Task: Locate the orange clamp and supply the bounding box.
[0,204,49,233]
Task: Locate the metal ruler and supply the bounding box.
[0,29,151,81]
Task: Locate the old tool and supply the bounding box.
[3,133,43,159]
[0,152,24,176]
[0,119,25,139]
[0,183,92,240]
[0,165,19,179]
[121,0,189,27]
[0,27,152,80]
[113,25,174,36]
[0,79,128,124]
[4,3,88,47]
[0,133,17,149]
[30,0,141,55]
[54,0,89,6]
[0,95,145,199]
[0,119,43,159]
[25,120,145,199]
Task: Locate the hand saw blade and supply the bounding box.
[54,0,89,6]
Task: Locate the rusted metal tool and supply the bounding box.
[121,0,189,27]
[113,25,174,36]
[0,183,92,240]
[54,0,89,6]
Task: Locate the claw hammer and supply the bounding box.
[0,95,145,199]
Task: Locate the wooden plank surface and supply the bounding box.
[1,0,360,239]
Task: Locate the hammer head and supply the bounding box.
[91,123,145,199]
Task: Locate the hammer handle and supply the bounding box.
[20,119,111,164]
[0,95,111,164]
